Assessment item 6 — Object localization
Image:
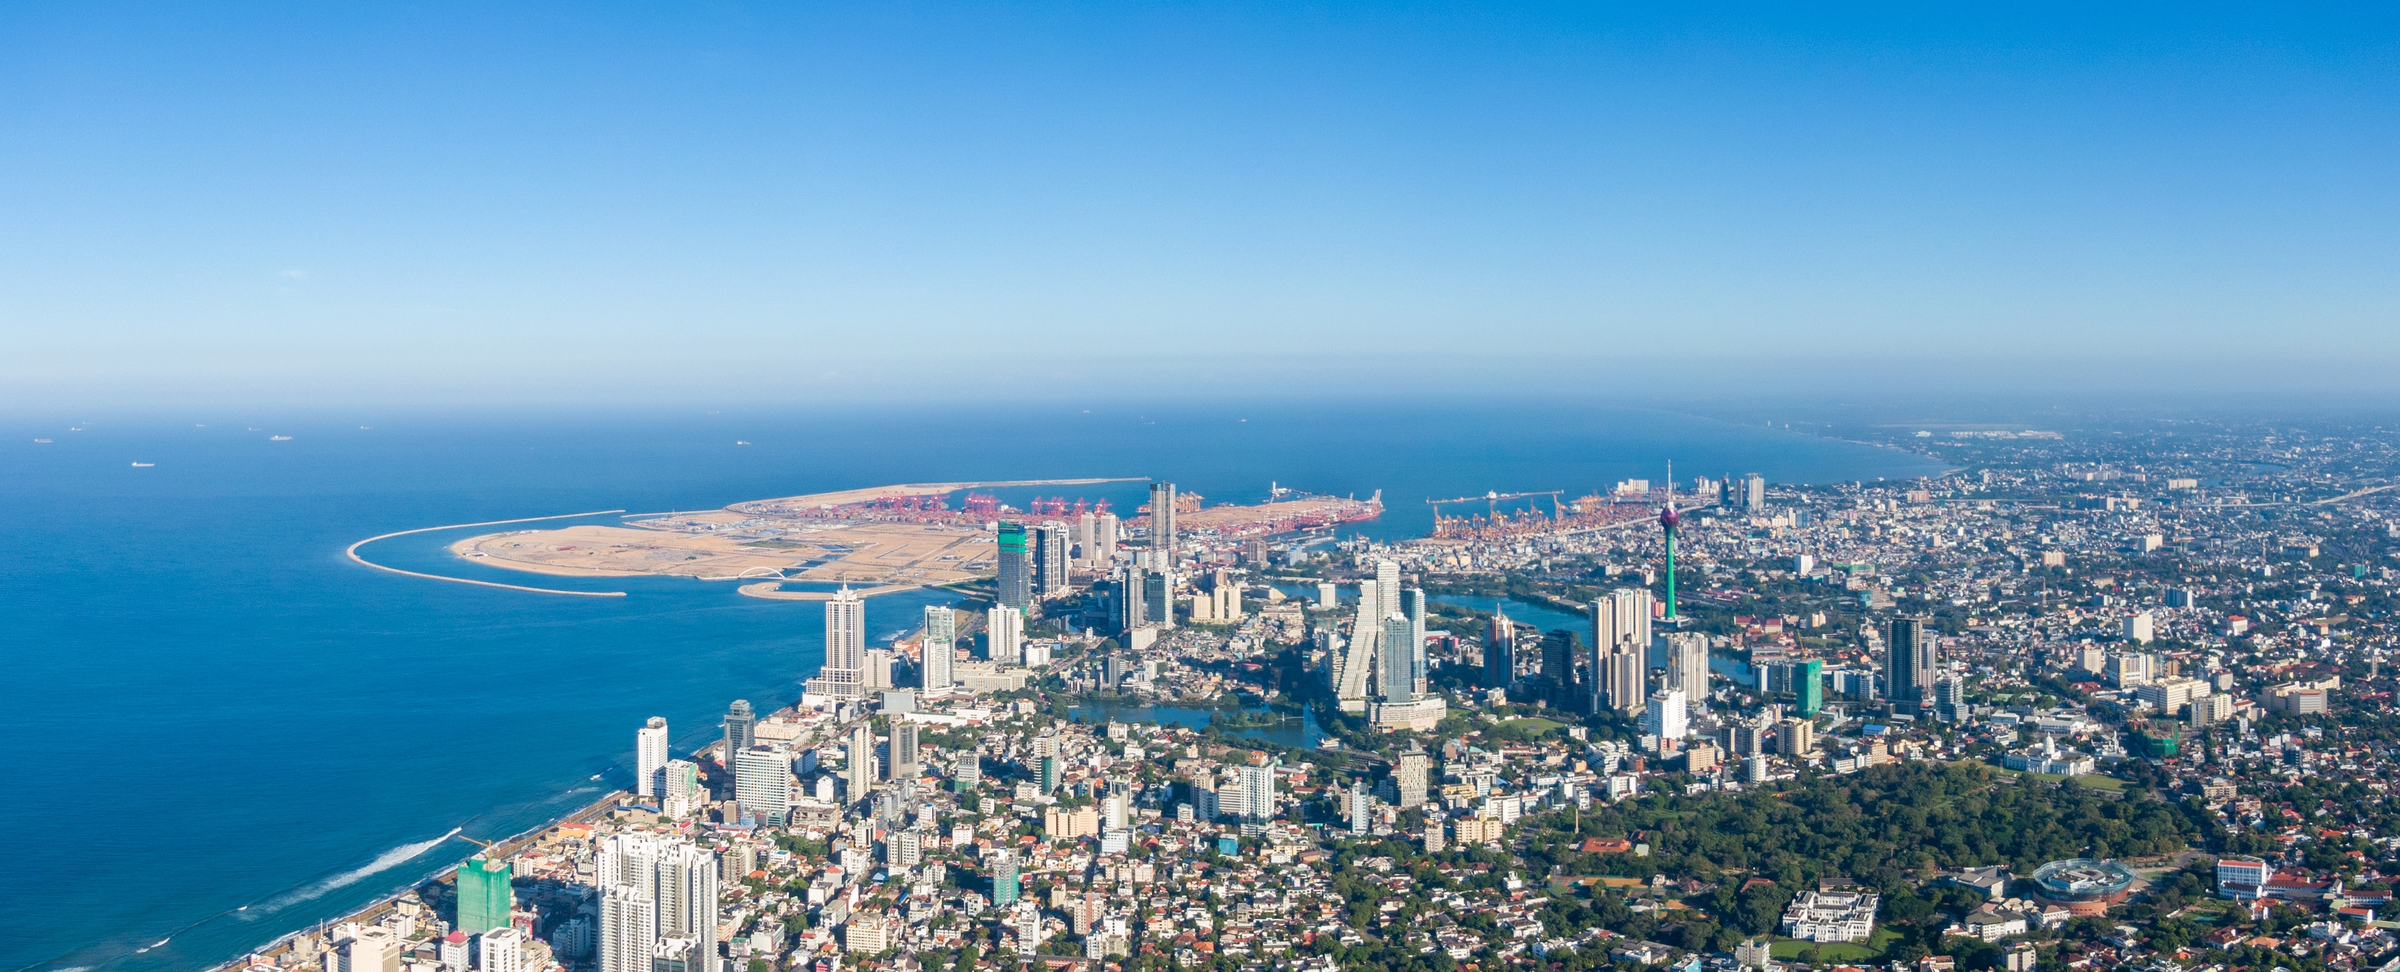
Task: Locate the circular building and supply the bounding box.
[2030,859,2137,916]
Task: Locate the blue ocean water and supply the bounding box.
[0,402,1941,972]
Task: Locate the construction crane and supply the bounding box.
[1428,490,1566,520]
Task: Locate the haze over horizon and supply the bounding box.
[3,3,2395,409]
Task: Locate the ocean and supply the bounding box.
[0,401,1943,972]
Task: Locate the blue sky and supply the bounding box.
[2,3,2394,407]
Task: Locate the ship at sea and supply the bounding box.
[131,462,155,467]
[270,435,293,441]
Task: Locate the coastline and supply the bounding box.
[347,512,631,597]
[209,788,630,972]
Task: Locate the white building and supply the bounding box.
[1781,890,1880,943]
[2124,612,2155,645]
[597,833,719,972]
[635,717,669,799]
[1643,688,1688,739]
[807,587,868,700]
[987,604,1024,666]
[732,746,790,821]
[921,606,955,695]
[478,928,528,972]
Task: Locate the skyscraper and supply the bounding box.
[1380,613,1414,701]
[636,717,669,799]
[848,723,877,798]
[1142,569,1173,630]
[732,746,789,822]
[455,854,513,934]
[1347,781,1374,834]
[1096,512,1119,563]
[597,834,717,972]
[1075,511,1096,566]
[1744,473,1766,512]
[987,604,1024,664]
[1334,580,1381,710]
[1644,688,1689,740]
[1148,482,1176,565]
[990,847,1020,907]
[1032,522,1069,597]
[1660,631,1709,698]
[1484,610,1516,689]
[995,522,1031,610]
[1374,560,1401,619]
[1395,745,1429,808]
[722,700,755,779]
[1115,566,1145,633]
[1790,658,1825,717]
[1403,587,1427,694]
[921,607,954,695]
[818,586,867,700]
[892,722,920,779]
[1235,760,1276,825]
[1604,641,1647,715]
[1887,616,1936,709]
[1595,588,1653,656]
[1541,630,1581,707]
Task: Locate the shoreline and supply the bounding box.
[347,511,630,597]
[209,786,629,972]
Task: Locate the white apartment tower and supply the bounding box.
[816,586,867,700]
[635,717,669,798]
[987,604,1025,665]
[597,833,719,972]
[921,606,955,695]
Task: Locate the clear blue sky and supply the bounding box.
[2,3,2394,408]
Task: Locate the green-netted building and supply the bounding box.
[455,854,513,934]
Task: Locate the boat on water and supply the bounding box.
[131,462,155,468]
[32,438,50,443]
[270,435,292,441]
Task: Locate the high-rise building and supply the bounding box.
[1038,754,1060,794]
[636,717,669,799]
[1096,512,1119,563]
[1368,613,1407,701]
[1142,569,1174,629]
[477,928,528,972]
[815,586,867,700]
[1660,632,1709,698]
[1148,482,1177,565]
[1777,718,1814,756]
[1484,610,1516,689]
[1114,566,1145,633]
[1790,658,1825,717]
[1743,473,1765,511]
[987,604,1024,664]
[995,521,1031,610]
[1075,511,1097,566]
[722,699,755,783]
[1403,587,1427,694]
[1595,589,1653,656]
[2124,612,2155,645]
[921,607,955,695]
[1541,630,1581,707]
[1886,616,1936,708]
[1604,641,1648,715]
[1395,746,1429,808]
[1644,688,1689,740]
[596,834,717,972]
[1374,561,1401,619]
[1235,760,1277,824]
[990,847,1020,906]
[892,723,920,779]
[848,723,878,798]
[1347,782,1374,834]
[1032,522,1069,597]
[662,759,701,818]
[732,746,789,821]
[454,854,513,934]
[1334,579,1382,711]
